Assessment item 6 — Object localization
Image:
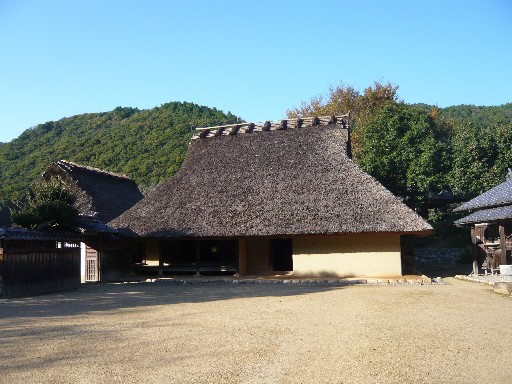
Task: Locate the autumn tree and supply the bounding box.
[287,80,399,157]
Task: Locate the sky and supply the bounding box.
[0,0,511,143]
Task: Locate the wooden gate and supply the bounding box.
[1,248,80,298]
[85,246,99,282]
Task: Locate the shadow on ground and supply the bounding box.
[417,262,472,278]
[0,282,343,320]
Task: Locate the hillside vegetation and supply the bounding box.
[288,82,512,206]
[0,102,239,206]
[1,86,512,231]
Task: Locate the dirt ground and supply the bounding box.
[1,278,511,384]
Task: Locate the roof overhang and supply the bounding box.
[455,205,512,226]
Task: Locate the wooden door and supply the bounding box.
[85,246,99,282]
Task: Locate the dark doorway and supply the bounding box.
[159,240,237,276]
[270,238,293,271]
[199,240,237,275]
[160,240,196,275]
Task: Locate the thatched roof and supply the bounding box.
[43,160,143,223]
[111,123,433,238]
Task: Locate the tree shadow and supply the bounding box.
[417,262,473,278]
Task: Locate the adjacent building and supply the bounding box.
[455,170,512,275]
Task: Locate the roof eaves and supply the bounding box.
[55,160,134,181]
[455,205,512,226]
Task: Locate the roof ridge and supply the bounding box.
[192,114,350,140]
[56,160,133,181]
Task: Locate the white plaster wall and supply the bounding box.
[292,234,402,277]
[80,242,86,283]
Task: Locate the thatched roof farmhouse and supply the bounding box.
[111,116,433,278]
[44,160,144,223]
[40,160,144,284]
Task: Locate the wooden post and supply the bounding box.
[238,238,247,276]
[499,223,507,265]
[471,227,479,275]
[0,247,3,298]
[195,241,201,277]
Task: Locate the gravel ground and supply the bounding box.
[1,278,511,384]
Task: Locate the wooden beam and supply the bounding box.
[229,125,241,135]
[195,241,201,277]
[214,127,225,137]
[199,129,211,139]
[193,114,350,132]
[499,223,507,265]
[471,227,479,275]
[245,123,255,133]
[238,238,247,276]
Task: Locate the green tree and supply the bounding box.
[357,102,451,209]
[450,119,512,197]
[10,177,79,229]
[0,101,240,206]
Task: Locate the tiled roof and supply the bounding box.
[75,215,118,233]
[454,170,512,212]
[455,205,512,226]
[0,228,81,241]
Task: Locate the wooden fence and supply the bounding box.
[0,248,80,298]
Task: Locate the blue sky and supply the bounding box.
[0,0,511,143]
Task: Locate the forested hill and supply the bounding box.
[414,102,512,126]
[1,97,512,219]
[0,102,240,206]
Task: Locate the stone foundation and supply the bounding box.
[415,248,465,264]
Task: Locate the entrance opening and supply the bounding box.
[158,240,237,276]
[160,240,196,275]
[270,238,293,271]
[199,240,237,275]
[81,243,100,282]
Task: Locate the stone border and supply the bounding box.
[119,276,444,286]
[455,275,512,296]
